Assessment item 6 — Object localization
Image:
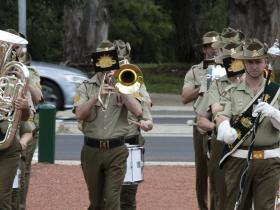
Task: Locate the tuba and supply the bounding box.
[98,59,144,110]
[0,30,29,150]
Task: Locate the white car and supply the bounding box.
[32,61,89,110]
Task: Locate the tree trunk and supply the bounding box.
[63,0,109,64]
[228,0,280,45]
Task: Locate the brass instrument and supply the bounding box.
[98,59,143,110]
[0,30,29,150]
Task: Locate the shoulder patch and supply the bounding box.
[28,67,40,77]
[73,94,80,103]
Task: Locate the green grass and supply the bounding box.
[138,63,193,94]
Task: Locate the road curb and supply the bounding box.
[32,159,195,167]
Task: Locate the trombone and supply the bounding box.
[98,59,143,111]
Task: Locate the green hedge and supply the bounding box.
[138,63,193,94]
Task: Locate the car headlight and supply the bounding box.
[64,74,88,85]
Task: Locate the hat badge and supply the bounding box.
[96,55,117,68]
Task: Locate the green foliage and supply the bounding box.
[0,0,84,62]
[204,0,228,32]
[139,63,193,94]
[0,0,228,68]
[0,0,18,30]
[108,0,175,63]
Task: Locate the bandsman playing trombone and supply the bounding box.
[73,40,143,210]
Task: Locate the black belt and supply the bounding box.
[84,136,125,150]
[125,135,139,145]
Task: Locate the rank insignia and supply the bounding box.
[263,94,270,103]
[240,117,252,128]
[236,128,241,140]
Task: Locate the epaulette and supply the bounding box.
[224,83,238,93]
[191,64,202,70]
[82,79,90,84]
[28,66,40,77]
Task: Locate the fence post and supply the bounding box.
[38,103,56,163]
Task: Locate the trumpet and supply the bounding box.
[98,59,143,110]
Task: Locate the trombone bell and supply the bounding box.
[114,63,143,94]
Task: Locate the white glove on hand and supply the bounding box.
[254,102,280,130]
[253,102,279,118]
[217,120,238,144]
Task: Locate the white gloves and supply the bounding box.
[217,120,238,144]
[254,102,280,130]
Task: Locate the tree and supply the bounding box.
[63,0,109,64]
[157,0,227,62]
[108,0,174,63]
[228,0,280,45]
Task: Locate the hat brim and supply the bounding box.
[231,51,268,60]
[214,54,231,64]
[194,41,218,48]
[212,41,224,49]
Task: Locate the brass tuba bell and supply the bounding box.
[0,30,29,150]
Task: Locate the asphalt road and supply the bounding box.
[54,135,195,162]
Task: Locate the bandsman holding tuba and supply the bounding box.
[0,29,32,210]
[4,29,43,210]
[73,40,143,210]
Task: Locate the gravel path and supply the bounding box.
[27,164,198,210]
